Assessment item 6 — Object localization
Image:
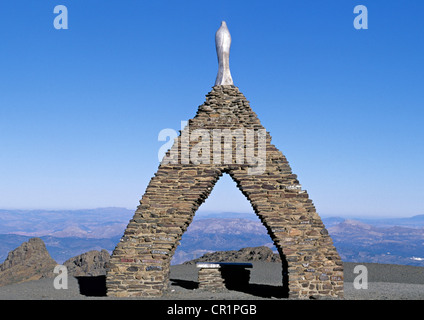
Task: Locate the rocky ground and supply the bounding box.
[183,246,281,264]
[1,239,423,300]
[0,261,423,300]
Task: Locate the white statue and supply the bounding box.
[215,21,234,86]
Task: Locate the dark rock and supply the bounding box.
[63,249,110,277]
[183,246,281,264]
[0,238,57,286]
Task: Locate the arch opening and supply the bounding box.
[169,172,289,298]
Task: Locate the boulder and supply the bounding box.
[63,249,110,277]
[0,238,57,286]
[183,246,281,264]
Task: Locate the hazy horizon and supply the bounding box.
[0,205,422,220]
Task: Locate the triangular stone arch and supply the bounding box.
[106,85,344,298]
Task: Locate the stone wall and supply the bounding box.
[106,85,344,298]
[198,268,226,291]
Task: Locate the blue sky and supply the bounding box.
[0,1,423,218]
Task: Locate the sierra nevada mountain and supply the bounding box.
[0,208,423,267]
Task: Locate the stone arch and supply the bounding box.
[190,169,291,296]
[106,85,343,298]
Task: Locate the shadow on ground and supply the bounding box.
[169,278,287,299]
[75,275,287,299]
[76,275,107,297]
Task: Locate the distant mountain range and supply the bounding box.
[172,214,424,266]
[327,219,424,266]
[0,207,134,238]
[0,208,423,267]
[0,207,133,263]
[172,218,276,264]
[322,214,424,229]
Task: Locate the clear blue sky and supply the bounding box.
[0,1,423,218]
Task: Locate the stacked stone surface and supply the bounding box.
[196,262,252,291]
[198,267,226,291]
[106,85,344,298]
